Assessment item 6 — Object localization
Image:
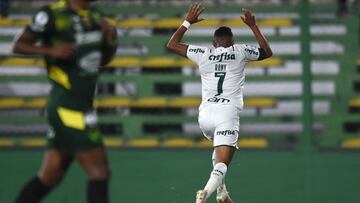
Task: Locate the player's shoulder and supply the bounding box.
[234,44,258,54]
[233,44,248,51]
[31,1,62,19]
[28,5,53,33]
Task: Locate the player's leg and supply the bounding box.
[13,149,73,203]
[211,150,227,194]
[196,105,239,203]
[213,150,233,203]
[197,146,235,203]
[75,147,110,203]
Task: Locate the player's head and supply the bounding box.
[213,26,234,48]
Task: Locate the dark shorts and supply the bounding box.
[46,105,103,154]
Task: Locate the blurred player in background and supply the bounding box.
[12,0,117,202]
[167,3,272,203]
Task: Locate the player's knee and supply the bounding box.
[87,165,111,181]
[38,170,65,186]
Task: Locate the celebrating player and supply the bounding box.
[12,0,117,202]
[167,3,272,203]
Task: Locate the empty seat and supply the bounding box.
[118,18,152,28]
[153,18,183,29]
[0,97,276,109]
[258,18,293,27]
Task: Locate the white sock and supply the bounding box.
[212,150,228,194]
[203,162,227,200]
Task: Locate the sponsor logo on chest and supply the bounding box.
[75,31,102,45]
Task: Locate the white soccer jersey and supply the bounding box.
[187,44,262,110]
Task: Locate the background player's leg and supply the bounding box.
[13,149,74,203]
[75,147,110,203]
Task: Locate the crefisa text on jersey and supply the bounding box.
[209,52,235,62]
[188,47,205,54]
[216,130,236,136]
[244,47,259,56]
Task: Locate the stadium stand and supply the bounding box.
[0,3,359,150]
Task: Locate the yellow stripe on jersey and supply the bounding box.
[77,9,90,17]
[48,66,72,90]
[57,107,85,130]
[51,0,67,10]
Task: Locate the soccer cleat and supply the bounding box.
[196,190,208,203]
[216,186,233,203]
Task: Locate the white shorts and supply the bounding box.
[198,104,240,147]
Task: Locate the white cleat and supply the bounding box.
[196,190,208,203]
[216,186,234,203]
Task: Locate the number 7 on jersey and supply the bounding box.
[215,72,226,96]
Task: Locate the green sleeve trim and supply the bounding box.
[258,48,266,60]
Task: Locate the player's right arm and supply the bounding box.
[12,7,74,59]
[166,3,204,57]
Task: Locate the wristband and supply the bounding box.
[181,20,191,29]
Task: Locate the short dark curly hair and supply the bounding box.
[214,26,233,39]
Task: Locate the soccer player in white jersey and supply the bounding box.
[167,3,272,203]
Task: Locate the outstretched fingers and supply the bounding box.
[196,6,205,16]
[189,3,196,14]
[194,4,205,22]
[186,2,205,24]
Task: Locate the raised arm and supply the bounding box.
[166,3,204,57]
[241,9,273,59]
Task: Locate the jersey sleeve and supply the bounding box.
[186,45,207,65]
[239,44,264,62]
[25,6,53,38]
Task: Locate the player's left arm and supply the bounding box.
[100,18,117,66]
[166,3,204,57]
[241,9,273,60]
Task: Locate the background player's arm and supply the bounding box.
[167,3,204,57]
[100,19,118,66]
[241,9,273,59]
[13,30,74,59]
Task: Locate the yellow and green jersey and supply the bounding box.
[26,0,105,111]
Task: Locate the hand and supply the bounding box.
[241,8,256,28]
[101,19,117,46]
[48,44,75,59]
[185,3,205,24]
